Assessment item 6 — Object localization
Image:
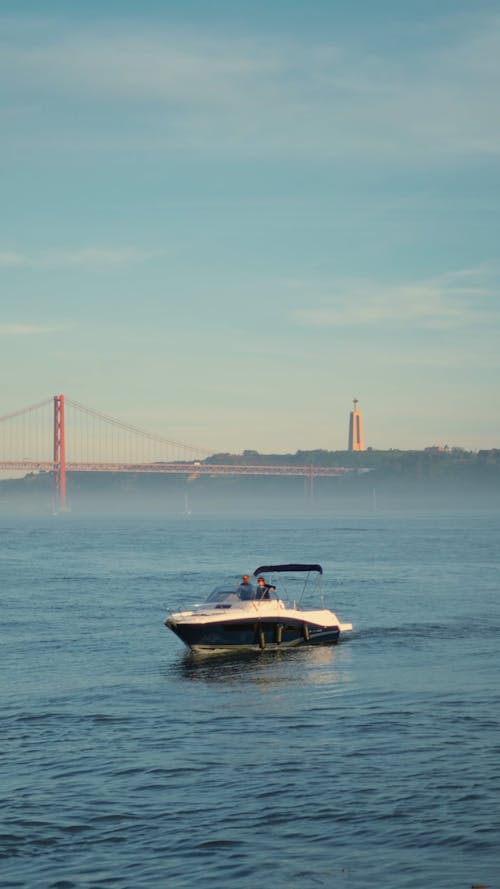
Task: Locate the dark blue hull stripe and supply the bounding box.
[167,618,340,650]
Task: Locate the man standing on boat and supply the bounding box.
[238,574,255,600]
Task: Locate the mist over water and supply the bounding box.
[1,467,499,516]
[2,510,500,888]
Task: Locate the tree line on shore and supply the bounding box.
[1,447,499,515]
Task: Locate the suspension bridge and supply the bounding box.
[0,395,350,510]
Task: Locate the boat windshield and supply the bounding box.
[206,584,241,603]
[206,580,279,603]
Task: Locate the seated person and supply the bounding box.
[237,574,255,600]
[256,576,276,600]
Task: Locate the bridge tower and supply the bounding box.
[348,398,364,451]
[53,394,67,511]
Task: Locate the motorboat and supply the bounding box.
[165,563,352,653]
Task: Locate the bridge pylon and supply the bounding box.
[53,394,67,511]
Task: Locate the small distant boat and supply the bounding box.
[165,563,352,653]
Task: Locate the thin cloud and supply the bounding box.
[0,323,63,335]
[0,252,25,267]
[1,12,500,159]
[0,247,160,269]
[290,266,500,331]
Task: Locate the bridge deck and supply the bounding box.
[0,461,351,477]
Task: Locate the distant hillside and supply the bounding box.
[206,446,500,477]
[0,449,500,514]
[1,448,499,514]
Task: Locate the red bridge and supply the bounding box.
[0,395,350,510]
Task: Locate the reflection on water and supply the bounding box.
[165,642,353,691]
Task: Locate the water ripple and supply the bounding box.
[2,514,500,889]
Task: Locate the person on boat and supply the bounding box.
[256,576,276,599]
[238,575,255,600]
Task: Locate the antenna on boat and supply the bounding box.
[297,568,323,607]
[298,569,311,605]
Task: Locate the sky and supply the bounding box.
[1,0,500,454]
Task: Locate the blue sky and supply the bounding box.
[1,0,499,453]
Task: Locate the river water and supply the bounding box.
[2,511,499,888]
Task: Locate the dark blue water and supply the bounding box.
[2,512,500,889]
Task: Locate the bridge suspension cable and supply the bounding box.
[0,397,53,466]
[0,397,53,423]
[65,398,213,457]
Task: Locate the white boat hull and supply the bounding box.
[166,599,352,652]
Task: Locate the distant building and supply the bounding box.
[348,399,364,451]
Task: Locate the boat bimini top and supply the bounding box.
[253,563,323,576]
